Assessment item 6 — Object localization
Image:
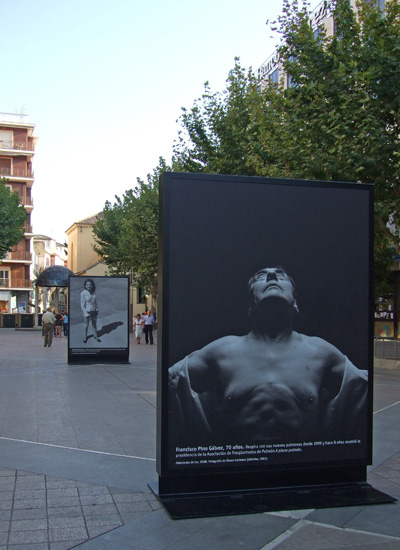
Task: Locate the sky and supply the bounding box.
[1,0,318,244]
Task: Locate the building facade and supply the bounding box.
[257,0,380,88]
[65,213,106,275]
[0,112,37,313]
[32,235,68,314]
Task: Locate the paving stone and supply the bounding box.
[0,492,14,502]
[47,506,82,519]
[0,521,9,533]
[47,488,78,499]
[13,498,46,510]
[111,492,146,503]
[0,511,11,521]
[50,541,87,550]
[78,485,110,496]
[47,496,81,508]
[87,513,123,526]
[8,544,49,550]
[0,469,16,477]
[8,529,48,544]
[48,516,86,530]
[82,504,120,516]
[11,508,46,521]
[0,481,15,491]
[46,480,78,489]
[10,518,47,532]
[79,493,114,505]
[49,526,88,542]
[115,500,153,514]
[14,490,46,500]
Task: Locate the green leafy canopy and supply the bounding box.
[92,159,169,298]
[93,0,400,298]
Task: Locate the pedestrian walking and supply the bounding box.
[63,312,69,336]
[42,307,56,348]
[133,314,143,344]
[144,309,154,345]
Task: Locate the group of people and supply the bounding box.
[42,308,68,347]
[133,310,155,345]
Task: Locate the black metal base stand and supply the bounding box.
[149,480,396,520]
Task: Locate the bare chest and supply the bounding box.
[219,346,325,407]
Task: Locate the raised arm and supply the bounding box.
[169,338,227,394]
[316,337,368,436]
[318,339,367,398]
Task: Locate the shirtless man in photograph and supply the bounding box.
[169,266,368,444]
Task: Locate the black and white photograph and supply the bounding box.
[158,173,373,474]
[169,266,368,445]
[68,276,129,363]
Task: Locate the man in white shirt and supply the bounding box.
[144,309,154,345]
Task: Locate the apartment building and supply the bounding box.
[257,0,377,88]
[0,112,37,313]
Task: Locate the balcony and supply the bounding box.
[24,224,33,234]
[0,140,34,153]
[0,279,31,289]
[0,167,34,180]
[3,251,32,262]
[0,184,34,207]
[11,279,32,289]
[23,196,34,209]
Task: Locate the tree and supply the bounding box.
[174,0,400,295]
[94,0,400,297]
[0,179,27,260]
[92,158,169,299]
[173,60,263,176]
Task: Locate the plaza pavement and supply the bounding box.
[0,327,399,549]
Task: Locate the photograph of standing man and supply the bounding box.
[169,266,368,447]
[144,309,154,345]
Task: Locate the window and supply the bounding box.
[313,26,322,41]
[0,130,13,149]
[137,286,146,304]
[0,270,9,288]
[269,68,279,85]
[287,74,296,88]
[0,157,11,177]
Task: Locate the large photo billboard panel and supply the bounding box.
[68,276,129,363]
[158,173,373,480]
